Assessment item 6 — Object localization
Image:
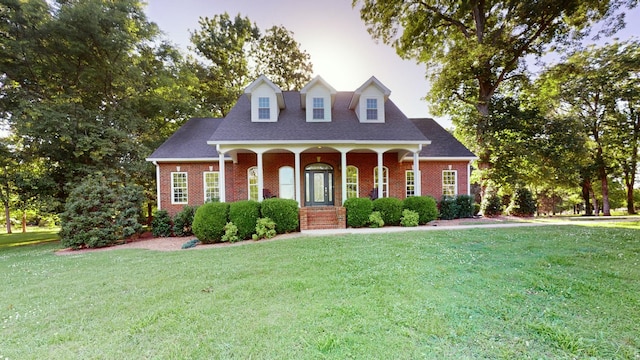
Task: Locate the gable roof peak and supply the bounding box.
[300,75,338,108]
[244,75,285,109]
[349,76,392,109]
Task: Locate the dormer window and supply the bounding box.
[312,97,325,120]
[366,98,378,120]
[258,97,270,120]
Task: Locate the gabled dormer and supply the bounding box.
[300,76,337,122]
[244,75,285,122]
[348,76,391,123]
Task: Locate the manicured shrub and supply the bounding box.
[253,217,276,240]
[229,200,261,240]
[60,174,143,249]
[192,202,229,244]
[400,209,419,227]
[403,196,438,224]
[508,188,537,217]
[260,198,299,234]
[456,195,475,218]
[372,197,403,226]
[221,222,239,243]
[344,197,373,228]
[173,205,197,237]
[152,210,173,237]
[482,193,503,216]
[439,196,460,220]
[369,211,384,228]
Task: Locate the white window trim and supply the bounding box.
[278,166,295,200]
[307,96,331,122]
[406,170,415,198]
[373,166,389,198]
[171,172,188,204]
[203,171,220,203]
[248,166,259,201]
[442,170,458,197]
[346,165,359,199]
[258,97,270,120]
[361,96,384,123]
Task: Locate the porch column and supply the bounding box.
[413,151,420,196]
[467,161,472,195]
[377,151,384,197]
[257,151,264,201]
[153,161,161,210]
[218,153,226,202]
[341,151,347,204]
[294,150,302,207]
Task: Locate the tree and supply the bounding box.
[353,0,636,171]
[190,13,313,115]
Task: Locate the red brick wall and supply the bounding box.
[156,154,471,215]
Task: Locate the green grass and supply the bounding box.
[0,227,60,248]
[1,224,639,359]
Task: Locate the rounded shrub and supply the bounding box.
[369,211,384,228]
[456,195,475,218]
[400,209,419,227]
[253,217,277,240]
[403,196,438,224]
[229,200,261,240]
[260,198,299,234]
[482,193,503,216]
[508,188,537,217]
[152,210,173,237]
[372,197,403,226]
[173,205,197,237]
[344,197,373,228]
[439,196,460,220]
[192,202,229,244]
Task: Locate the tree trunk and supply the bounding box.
[4,202,10,234]
[591,190,599,216]
[581,178,593,216]
[599,166,611,216]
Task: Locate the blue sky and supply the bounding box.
[145,0,640,128]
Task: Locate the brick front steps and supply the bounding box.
[299,207,346,230]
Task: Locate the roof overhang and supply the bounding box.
[145,157,231,163]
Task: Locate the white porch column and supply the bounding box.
[218,153,226,202]
[257,151,264,201]
[413,151,421,196]
[294,150,302,207]
[341,151,347,204]
[377,151,384,197]
[467,161,472,195]
[153,161,161,210]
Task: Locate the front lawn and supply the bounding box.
[1,224,638,359]
[0,227,59,248]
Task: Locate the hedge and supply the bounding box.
[439,196,460,220]
[372,197,403,226]
[260,198,299,234]
[456,195,475,218]
[229,200,261,240]
[173,205,198,236]
[344,197,373,228]
[192,202,229,243]
[403,196,438,224]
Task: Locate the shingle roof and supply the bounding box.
[147,118,223,160]
[208,91,429,142]
[411,118,476,158]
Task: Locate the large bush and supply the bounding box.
[372,197,403,226]
[344,197,373,228]
[260,198,299,234]
[456,195,475,218]
[192,202,229,244]
[508,188,537,217]
[229,200,261,240]
[151,210,172,237]
[60,174,143,249]
[439,196,460,220]
[403,196,438,224]
[173,205,197,236]
[482,193,503,216]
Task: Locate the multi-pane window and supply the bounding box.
[366,98,378,120]
[442,170,457,196]
[406,170,415,197]
[203,172,219,202]
[346,165,359,199]
[258,97,270,119]
[279,166,295,200]
[312,97,324,120]
[373,166,388,198]
[248,167,259,201]
[171,172,188,204]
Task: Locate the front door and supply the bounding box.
[305,163,334,206]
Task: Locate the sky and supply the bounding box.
[144,0,640,129]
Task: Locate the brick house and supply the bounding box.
[147,75,476,229]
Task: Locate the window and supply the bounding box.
[171,172,188,204]
[366,98,378,120]
[248,167,259,201]
[258,97,270,119]
[279,166,295,200]
[312,97,324,120]
[346,165,359,199]
[443,170,457,196]
[203,172,219,202]
[406,170,415,197]
[373,166,388,198]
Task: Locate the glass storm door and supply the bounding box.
[304,163,334,206]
